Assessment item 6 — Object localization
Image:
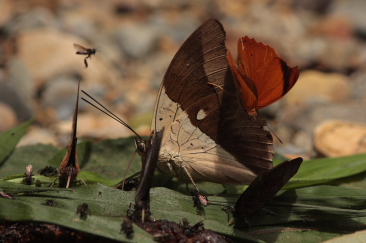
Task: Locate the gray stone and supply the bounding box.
[0,82,33,122]
[280,101,366,133]
[116,22,161,59]
[0,101,18,132]
[42,76,79,120]
[7,57,34,101]
[328,0,366,34]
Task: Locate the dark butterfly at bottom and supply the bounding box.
[230,157,303,224]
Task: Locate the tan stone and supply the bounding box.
[0,0,14,26]
[17,28,120,90]
[283,70,352,107]
[17,126,58,147]
[56,112,135,139]
[0,102,18,132]
[314,120,366,157]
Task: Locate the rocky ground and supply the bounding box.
[0,0,366,159]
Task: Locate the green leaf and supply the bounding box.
[3,174,58,187]
[78,171,123,186]
[0,181,153,242]
[78,137,141,180]
[45,137,142,187]
[3,179,366,242]
[0,144,59,179]
[322,229,366,243]
[0,137,142,186]
[284,153,366,189]
[0,119,33,165]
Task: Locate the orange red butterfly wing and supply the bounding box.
[227,51,258,116]
[228,36,299,116]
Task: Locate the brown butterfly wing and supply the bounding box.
[152,19,274,185]
[233,157,303,219]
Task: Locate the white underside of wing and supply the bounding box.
[153,87,257,185]
[151,85,182,133]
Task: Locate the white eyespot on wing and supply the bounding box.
[196,109,208,120]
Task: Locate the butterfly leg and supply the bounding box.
[166,161,201,192]
[50,174,60,187]
[66,175,72,188]
[221,206,234,222]
[262,208,276,216]
[74,178,87,187]
[227,216,250,227]
[182,166,200,192]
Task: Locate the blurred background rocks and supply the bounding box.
[0,0,365,160]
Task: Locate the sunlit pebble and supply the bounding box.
[0,102,18,132]
[17,126,58,147]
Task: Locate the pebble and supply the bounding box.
[42,77,79,120]
[292,0,332,14]
[351,68,366,103]
[0,82,33,122]
[280,101,366,133]
[314,120,366,157]
[4,6,57,37]
[7,57,35,101]
[283,70,352,107]
[116,22,161,59]
[17,126,58,147]
[56,112,135,139]
[16,28,119,89]
[328,0,366,35]
[0,0,14,26]
[292,130,313,155]
[0,102,18,132]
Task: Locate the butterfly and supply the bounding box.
[143,19,274,189]
[82,19,274,192]
[227,36,299,118]
[51,82,86,188]
[73,44,97,68]
[230,157,303,224]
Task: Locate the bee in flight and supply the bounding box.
[73,43,97,68]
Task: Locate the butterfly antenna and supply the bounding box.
[266,125,282,144]
[81,90,141,139]
[241,112,283,144]
[121,149,138,190]
[208,82,234,96]
[142,209,146,223]
[227,217,235,226]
